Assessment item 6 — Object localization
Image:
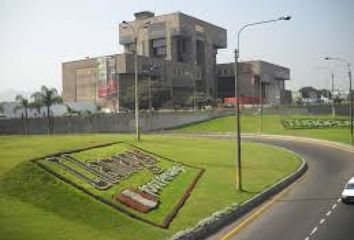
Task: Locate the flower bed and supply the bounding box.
[115,188,159,213]
[138,165,185,197]
[281,119,353,129]
[34,143,204,228]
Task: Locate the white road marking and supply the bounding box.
[310,227,318,235]
[304,199,339,239]
[337,198,341,203]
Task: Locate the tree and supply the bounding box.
[319,89,332,99]
[120,80,170,110]
[187,92,214,109]
[32,86,62,134]
[334,96,344,104]
[64,104,81,133]
[15,95,30,135]
[29,98,42,117]
[299,87,318,99]
[347,90,354,102]
[0,102,4,113]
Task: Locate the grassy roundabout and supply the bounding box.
[178,114,352,144]
[0,134,301,240]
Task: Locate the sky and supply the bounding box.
[0,0,353,100]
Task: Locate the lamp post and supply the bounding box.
[194,76,197,111]
[234,15,291,191]
[259,77,263,132]
[325,57,353,145]
[122,20,150,141]
[331,73,335,118]
[315,66,335,117]
[143,65,158,111]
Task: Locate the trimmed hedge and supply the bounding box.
[281,119,353,129]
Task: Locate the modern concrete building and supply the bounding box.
[217,60,290,104]
[62,11,291,109]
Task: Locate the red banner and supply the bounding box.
[98,78,119,98]
[224,96,264,105]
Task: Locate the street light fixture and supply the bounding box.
[122,20,151,141]
[234,15,291,191]
[325,57,353,145]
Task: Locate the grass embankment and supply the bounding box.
[0,134,300,240]
[179,114,352,144]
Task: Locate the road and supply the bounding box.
[208,135,354,240]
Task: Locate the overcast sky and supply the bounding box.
[1,0,353,100]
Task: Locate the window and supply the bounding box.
[196,40,205,65]
[177,38,187,62]
[151,38,167,57]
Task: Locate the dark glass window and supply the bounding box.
[177,38,187,62]
[151,38,167,57]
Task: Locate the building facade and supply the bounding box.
[62,11,290,110]
[217,60,290,104]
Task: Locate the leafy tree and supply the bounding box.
[348,90,354,102]
[319,89,332,99]
[120,80,170,110]
[29,98,42,117]
[187,92,214,109]
[64,104,81,133]
[334,96,344,104]
[32,86,62,134]
[15,95,30,135]
[299,87,319,99]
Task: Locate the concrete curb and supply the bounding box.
[169,145,307,240]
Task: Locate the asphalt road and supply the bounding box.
[216,136,354,240]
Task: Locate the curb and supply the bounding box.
[169,146,307,240]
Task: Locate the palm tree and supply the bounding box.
[64,104,81,133]
[15,95,30,135]
[32,86,62,134]
[0,102,4,113]
[29,99,42,117]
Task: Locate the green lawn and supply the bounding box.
[179,114,352,144]
[0,134,301,240]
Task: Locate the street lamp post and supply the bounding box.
[331,73,336,118]
[325,57,353,145]
[143,65,157,112]
[194,77,197,111]
[234,15,291,191]
[122,20,150,141]
[259,77,263,132]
